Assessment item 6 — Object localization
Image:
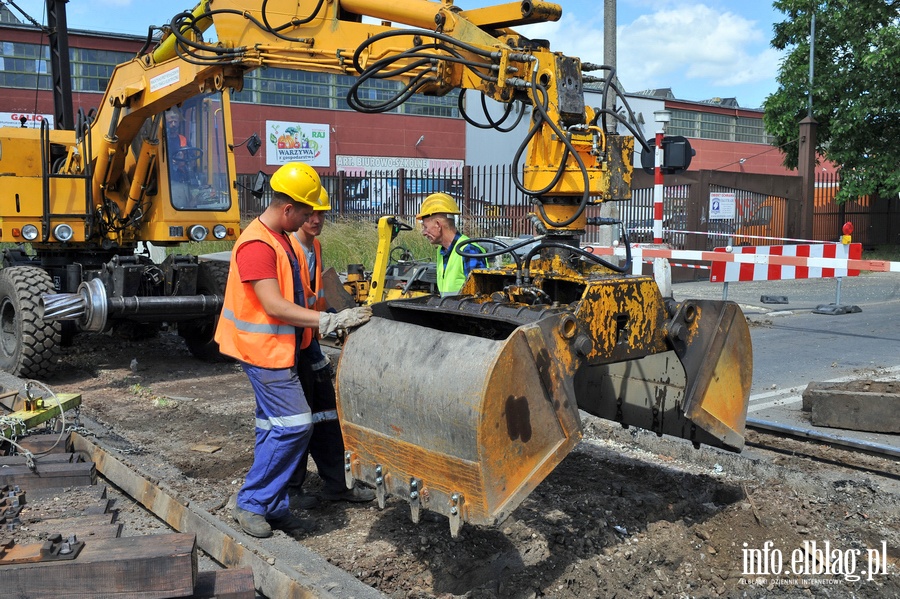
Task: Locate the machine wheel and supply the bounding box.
[0,267,61,378]
[179,260,231,361]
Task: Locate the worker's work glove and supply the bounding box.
[318,306,373,337]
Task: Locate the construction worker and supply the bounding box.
[166,108,189,186]
[416,192,487,296]
[288,191,375,506]
[165,109,187,149]
[215,162,372,538]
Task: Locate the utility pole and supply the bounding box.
[798,10,817,239]
[603,0,618,135]
[599,0,619,247]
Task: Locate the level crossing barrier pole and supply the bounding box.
[652,130,664,244]
[651,110,670,245]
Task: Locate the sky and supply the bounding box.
[10,0,786,109]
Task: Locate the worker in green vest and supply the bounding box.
[416,193,487,296]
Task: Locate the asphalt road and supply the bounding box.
[673,271,900,450]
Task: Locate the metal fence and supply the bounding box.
[237,167,900,249]
[813,172,900,246]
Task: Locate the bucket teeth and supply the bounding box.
[343,451,354,489]
[448,493,464,538]
[409,478,422,524]
[374,464,386,509]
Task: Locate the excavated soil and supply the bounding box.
[22,329,900,598]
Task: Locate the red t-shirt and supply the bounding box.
[235,221,296,282]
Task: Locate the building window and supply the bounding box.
[260,69,332,108]
[699,112,733,141]
[233,68,458,118]
[0,42,134,93]
[668,108,771,144]
[0,41,50,89]
[72,48,134,92]
[668,109,699,138]
[736,116,774,144]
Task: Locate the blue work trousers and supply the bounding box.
[290,341,346,493]
[236,363,313,520]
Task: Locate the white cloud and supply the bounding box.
[514,2,781,104]
[618,4,778,94]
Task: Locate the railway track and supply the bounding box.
[744,422,900,484]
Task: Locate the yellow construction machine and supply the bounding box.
[23,0,751,535]
[337,216,438,307]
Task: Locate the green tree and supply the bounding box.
[764,0,900,203]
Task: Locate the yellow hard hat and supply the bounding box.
[270,162,326,208]
[314,187,331,211]
[416,192,460,219]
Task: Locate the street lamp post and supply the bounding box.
[652,109,671,244]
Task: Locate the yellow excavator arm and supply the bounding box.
[83,0,629,243]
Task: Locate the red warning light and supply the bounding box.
[842,222,854,235]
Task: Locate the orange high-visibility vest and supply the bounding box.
[290,234,327,350]
[215,219,299,368]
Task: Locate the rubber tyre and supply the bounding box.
[179,260,231,361]
[0,266,61,378]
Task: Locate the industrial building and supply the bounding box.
[1,11,790,180]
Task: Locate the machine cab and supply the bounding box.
[163,93,231,211]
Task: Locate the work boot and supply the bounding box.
[321,485,376,503]
[268,512,317,534]
[233,506,272,538]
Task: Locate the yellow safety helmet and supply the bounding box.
[269,162,327,208]
[314,187,331,211]
[416,192,460,219]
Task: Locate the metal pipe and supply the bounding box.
[746,417,900,460]
[42,277,222,332]
[107,295,223,317]
[340,0,445,30]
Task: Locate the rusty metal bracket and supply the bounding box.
[0,533,84,565]
[40,533,84,561]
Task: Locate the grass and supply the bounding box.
[168,217,435,271]
[129,382,174,407]
[863,245,900,262]
[319,218,434,271]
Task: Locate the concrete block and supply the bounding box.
[802,380,900,433]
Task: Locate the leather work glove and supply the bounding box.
[319,306,373,337]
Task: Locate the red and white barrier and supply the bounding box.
[710,243,863,283]
[583,242,900,276]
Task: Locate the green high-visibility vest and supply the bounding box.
[436,234,484,296]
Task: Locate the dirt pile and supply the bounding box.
[30,330,900,598]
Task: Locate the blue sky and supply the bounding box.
[12,0,785,109]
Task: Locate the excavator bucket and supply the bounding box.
[336,306,584,536]
[336,274,753,536]
[574,299,752,451]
